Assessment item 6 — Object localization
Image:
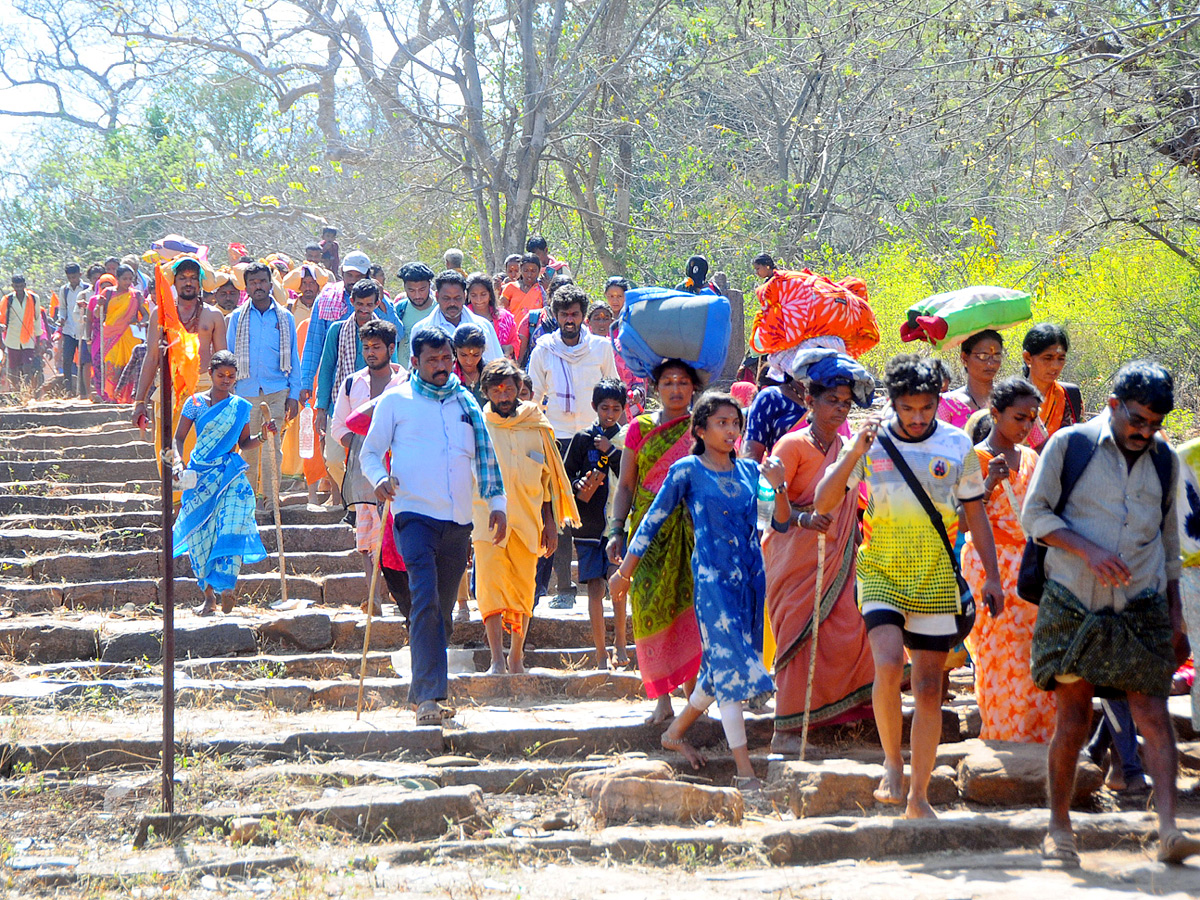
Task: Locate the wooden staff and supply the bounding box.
[799,532,827,762]
[259,402,288,606]
[356,497,391,720]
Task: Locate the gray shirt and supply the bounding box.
[59,281,92,339]
[1021,414,1181,613]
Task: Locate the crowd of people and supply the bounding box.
[3,234,1200,867]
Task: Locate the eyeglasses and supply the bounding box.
[1118,399,1164,433]
[968,352,1005,364]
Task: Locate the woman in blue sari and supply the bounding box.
[172,350,275,615]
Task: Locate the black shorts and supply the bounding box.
[574,537,612,583]
[861,604,959,653]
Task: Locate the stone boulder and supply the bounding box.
[956,740,1102,806]
[767,758,958,817]
[593,777,742,825]
[287,784,486,840]
[565,759,675,798]
[0,624,98,663]
[256,613,333,651]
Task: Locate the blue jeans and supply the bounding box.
[62,334,88,394]
[395,512,472,704]
[1087,698,1143,780]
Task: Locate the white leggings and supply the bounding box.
[688,684,747,750]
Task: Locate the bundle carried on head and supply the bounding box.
[613,286,731,385]
[900,286,1032,350]
[145,234,210,267]
[749,269,880,360]
[789,348,876,409]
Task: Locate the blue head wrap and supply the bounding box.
[789,348,875,408]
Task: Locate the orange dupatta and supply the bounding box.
[0,291,38,346]
[155,263,201,402]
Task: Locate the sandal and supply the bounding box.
[415,700,453,727]
[1158,829,1200,864]
[1041,831,1081,868]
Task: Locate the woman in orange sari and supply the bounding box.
[90,265,144,402]
[961,376,1056,742]
[1021,323,1083,451]
[763,351,876,751]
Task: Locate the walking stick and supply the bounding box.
[356,497,391,720]
[259,402,288,606]
[799,532,827,762]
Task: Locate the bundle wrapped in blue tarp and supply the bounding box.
[613,286,731,385]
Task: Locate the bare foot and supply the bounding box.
[613,651,630,668]
[873,765,905,806]
[361,598,383,617]
[486,660,507,675]
[903,797,938,820]
[593,651,609,670]
[646,695,675,725]
[508,659,526,675]
[195,600,217,617]
[661,732,706,770]
[769,731,805,755]
[220,591,236,614]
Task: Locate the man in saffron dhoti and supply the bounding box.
[476,358,579,674]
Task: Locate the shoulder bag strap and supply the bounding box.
[1150,437,1175,521]
[876,429,961,578]
[1054,419,1105,517]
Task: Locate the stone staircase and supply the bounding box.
[1,400,1199,893]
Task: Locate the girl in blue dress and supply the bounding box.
[611,392,790,788]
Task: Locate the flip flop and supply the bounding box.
[1042,831,1081,868]
[1158,829,1200,864]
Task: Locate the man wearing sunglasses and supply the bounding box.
[1023,360,1197,866]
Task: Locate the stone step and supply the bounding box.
[15,652,395,682]
[0,668,648,712]
[0,512,160,533]
[0,547,364,582]
[0,480,158,496]
[0,426,145,449]
[0,459,159,482]
[0,493,158,515]
[0,405,130,431]
[0,442,155,462]
[0,522,354,556]
[0,608,626,662]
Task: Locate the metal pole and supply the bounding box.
[160,339,175,813]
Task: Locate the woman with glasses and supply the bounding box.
[938,329,1005,428]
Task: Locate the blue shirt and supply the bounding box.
[226,303,301,400]
[744,386,806,453]
[315,316,403,411]
[300,286,401,390]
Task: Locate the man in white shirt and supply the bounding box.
[527,284,618,439]
[408,270,503,363]
[527,283,617,608]
[57,263,92,397]
[361,328,507,727]
[331,319,407,617]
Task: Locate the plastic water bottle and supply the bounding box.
[756,472,777,531]
[298,405,315,459]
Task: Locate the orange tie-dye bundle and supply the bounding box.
[749,269,880,359]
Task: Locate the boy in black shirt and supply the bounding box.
[563,378,628,669]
